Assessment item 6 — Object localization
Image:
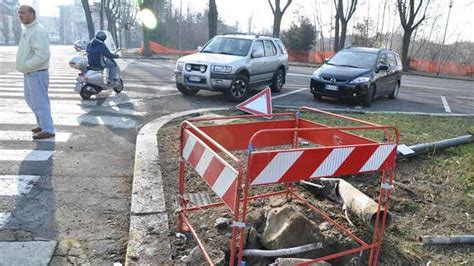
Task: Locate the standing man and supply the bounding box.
[16,5,55,140]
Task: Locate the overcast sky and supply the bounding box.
[20,0,473,43]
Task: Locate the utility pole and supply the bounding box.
[436,0,453,76]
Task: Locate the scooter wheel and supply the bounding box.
[113,79,124,93]
[80,86,93,100]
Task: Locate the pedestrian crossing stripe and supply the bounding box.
[0,111,139,129]
[0,175,40,196]
[0,150,55,161]
[0,104,147,116]
[0,131,72,142]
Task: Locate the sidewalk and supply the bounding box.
[125,107,228,265]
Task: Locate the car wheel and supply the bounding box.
[363,85,375,107]
[388,82,400,99]
[113,79,124,93]
[313,92,322,100]
[224,74,250,102]
[270,68,284,93]
[176,83,199,96]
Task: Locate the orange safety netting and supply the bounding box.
[288,49,335,64]
[408,59,474,76]
[140,41,195,55]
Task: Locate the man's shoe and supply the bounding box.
[31,127,42,133]
[33,131,55,140]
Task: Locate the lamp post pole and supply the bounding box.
[436,0,453,76]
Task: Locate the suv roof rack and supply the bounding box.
[255,34,274,38]
[222,32,251,36]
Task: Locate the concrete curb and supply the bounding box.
[125,107,229,265]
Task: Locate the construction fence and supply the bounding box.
[141,41,474,77]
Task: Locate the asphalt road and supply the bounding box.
[0,45,472,264]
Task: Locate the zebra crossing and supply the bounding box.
[0,59,144,231]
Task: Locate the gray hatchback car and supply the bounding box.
[174,34,289,102]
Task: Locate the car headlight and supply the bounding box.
[213,65,232,73]
[350,76,370,84]
[176,61,184,71]
[312,69,322,79]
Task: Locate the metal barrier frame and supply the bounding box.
[177,106,399,265]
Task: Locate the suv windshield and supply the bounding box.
[328,51,378,69]
[201,37,252,57]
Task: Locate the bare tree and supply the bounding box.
[333,0,357,52]
[313,0,325,51]
[81,0,95,40]
[247,12,253,33]
[118,0,138,50]
[104,0,120,47]
[268,0,293,38]
[396,0,431,70]
[208,0,218,39]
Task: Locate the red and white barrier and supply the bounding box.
[249,144,397,185]
[182,130,238,211]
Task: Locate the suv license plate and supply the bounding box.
[188,76,201,82]
[326,84,338,91]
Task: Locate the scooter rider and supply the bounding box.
[86,31,119,85]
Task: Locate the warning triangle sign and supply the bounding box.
[236,87,272,118]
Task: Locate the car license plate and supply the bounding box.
[326,84,338,91]
[188,76,201,82]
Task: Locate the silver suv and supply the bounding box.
[174,34,289,102]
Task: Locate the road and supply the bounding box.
[0,45,472,264]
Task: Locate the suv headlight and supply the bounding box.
[176,61,184,71]
[350,76,370,84]
[213,65,232,73]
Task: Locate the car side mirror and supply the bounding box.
[377,64,389,71]
[323,58,329,64]
[197,46,202,52]
[251,50,264,58]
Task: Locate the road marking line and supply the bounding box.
[0,175,40,196]
[0,87,72,93]
[0,149,55,161]
[0,112,139,128]
[287,73,312,77]
[272,88,307,99]
[441,96,452,113]
[0,131,72,142]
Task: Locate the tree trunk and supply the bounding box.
[143,26,151,57]
[100,0,105,30]
[208,0,218,39]
[334,13,340,51]
[273,10,282,37]
[139,0,156,57]
[401,29,412,70]
[269,0,292,38]
[81,0,95,40]
[339,21,347,49]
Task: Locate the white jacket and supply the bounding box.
[16,20,50,74]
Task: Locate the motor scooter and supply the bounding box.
[69,55,124,100]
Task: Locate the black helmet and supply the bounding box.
[95,31,107,41]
